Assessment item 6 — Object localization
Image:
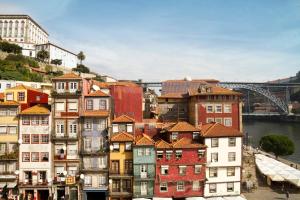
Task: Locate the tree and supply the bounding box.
[72,64,90,73]
[36,50,49,62]
[77,51,85,65]
[259,135,295,158]
[51,59,62,66]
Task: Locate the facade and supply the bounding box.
[0,15,49,57]
[133,134,155,199]
[81,90,111,200]
[18,105,52,200]
[4,85,49,111]
[154,122,207,199]
[0,80,52,95]
[0,101,19,200]
[109,128,134,200]
[51,73,85,200]
[201,122,243,197]
[36,43,78,69]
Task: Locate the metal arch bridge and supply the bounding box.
[218,83,289,113]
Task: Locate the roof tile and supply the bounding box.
[111,132,134,142]
[52,73,82,80]
[20,104,50,115]
[167,121,200,132]
[85,90,110,97]
[201,122,243,137]
[112,114,135,123]
[135,134,154,146]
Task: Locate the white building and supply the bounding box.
[0,15,49,57]
[35,42,78,69]
[201,122,243,197]
[18,105,52,200]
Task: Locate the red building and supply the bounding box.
[154,122,206,199]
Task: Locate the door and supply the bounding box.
[141,182,147,196]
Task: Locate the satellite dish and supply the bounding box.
[92,84,100,91]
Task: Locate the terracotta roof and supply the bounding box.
[111,132,134,142]
[85,90,110,97]
[0,101,19,106]
[172,137,205,149]
[6,84,41,92]
[188,85,242,96]
[158,93,187,99]
[155,140,172,149]
[52,73,82,80]
[92,81,109,89]
[201,122,243,138]
[81,110,109,117]
[112,114,135,123]
[167,121,201,132]
[0,93,4,100]
[20,104,50,115]
[135,134,155,146]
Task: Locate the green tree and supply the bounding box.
[0,41,22,54]
[72,64,90,73]
[36,50,49,62]
[77,51,85,65]
[259,135,295,158]
[51,59,62,66]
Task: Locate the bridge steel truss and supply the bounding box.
[219,83,289,114]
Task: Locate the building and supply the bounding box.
[133,134,156,199]
[143,88,158,119]
[18,105,52,200]
[0,101,19,200]
[109,115,135,200]
[154,122,206,199]
[51,73,86,200]
[36,43,78,69]
[80,90,111,200]
[0,15,49,57]
[4,85,49,111]
[201,122,243,197]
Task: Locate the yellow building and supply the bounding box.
[0,101,20,199]
[109,131,134,200]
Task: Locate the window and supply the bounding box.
[18,92,25,101]
[224,104,232,113]
[23,116,30,125]
[41,116,48,125]
[0,109,6,116]
[22,152,30,162]
[206,105,213,113]
[137,148,143,156]
[215,105,222,113]
[227,182,234,192]
[126,124,133,132]
[8,109,17,116]
[6,93,13,101]
[67,145,78,158]
[228,152,236,162]
[99,99,106,110]
[55,102,65,111]
[166,150,172,160]
[31,152,39,162]
[112,124,119,133]
[41,135,49,143]
[8,126,17,134]
[125,142,132,151]
[84,176,92,187]
[84,119,92,131]
[192,132,199,140]
[57,82,65,90]
[99,175,106,186]
[179,166,186,175]
[68,102,78,112]
[68,166,78,176]
[110,160,119,174]
[23,134,30,144]
[161,165,169,175]
[157,151,163,159]
[215,118,222,124]
[31,135,39,144]
[31,116,39,125]
[112,143,119,152]
[228,138,236,147]
[211,153,218,162]
[56,122,64,135]
[209,168,218,177]
[84,138,92,152]
[209,183,216,193]
[69,122,77,137]
[206,118,214,123]
[160,182,168,192]
[192,181,200,191]
[0,144,6,155]
[69,82,77,90]
[175,150,182,159]
[122,179,132,192]
[224,118,232,127]
[40,152,49,162]
[227,167,235,176]
[171,132,178,141]
[211,138,218,147]
[86,100,93,110]
[177,181,185,191]
[195,165,201,174]
[124,160,133,174]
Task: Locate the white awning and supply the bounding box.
[256,154,300,187]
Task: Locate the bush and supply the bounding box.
[5,54,39,68]
[72,64,90,73]
[0,41,22,54]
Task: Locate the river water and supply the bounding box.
[243,120,300,163]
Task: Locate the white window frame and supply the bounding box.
[206,104,213,113]
[206,118,214,123]
[161,165,169,175]
[177,181,185,191]
[224,118,232,127]
[228,152,236,162]
[160,182,168,192]
[224,104,232,113]
[192,181,200,191]
[126,124,133,132]
[215,104,222,113]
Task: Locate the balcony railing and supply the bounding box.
[80,148,107,155]
[52,135,78,141]
[0,151,18,160]
[51,90,82,97]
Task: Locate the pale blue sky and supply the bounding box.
[1,0,300,81]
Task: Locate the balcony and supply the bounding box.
[80,148,107,156]
[0,151,18,161]
[51,90,82,97]
[52,135,78,141]
[54,154,67,160]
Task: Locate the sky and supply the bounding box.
[0,0,300,82]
